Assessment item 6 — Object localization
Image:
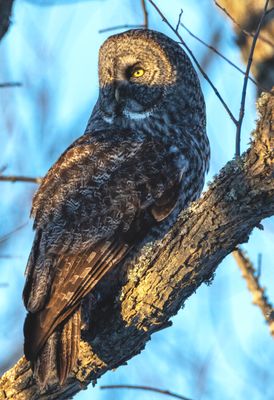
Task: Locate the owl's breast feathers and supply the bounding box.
[23,128,187,384]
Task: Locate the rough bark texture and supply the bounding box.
[0,89,273,399]
[216,0,274,93]
[0,0,14,41]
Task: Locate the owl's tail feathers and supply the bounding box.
[24,307,81,387]
[57,308,81,385]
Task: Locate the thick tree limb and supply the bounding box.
[0,87,273,399]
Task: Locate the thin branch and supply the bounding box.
[0,223,28,245]
[175,9,183,33]
[99,24,145,34]
[233,248,274,338]
[0,165,7,174]
[0,255,23,259]
[0,283,9,288]
[99,1,148,34]
[141,0,148,29]
[0,175,42,184]
[147,0,237,125]
[235,0,270,156]
[214,1,274,48]
[0,82,22,88]
[101,385,192,400]
[257,253,262,278]
[180,22,262,90]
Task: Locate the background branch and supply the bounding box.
[141,0,148,29]
[0,175,42,184]
[215,1,274,48]
[0,82,22,88]
[215,0,274,94]
[148,0,237,125]
[180,23,259,89]
[100,384,192,400]
[233,248,274,337]
[98,24,145,34]
[235,0,270,156]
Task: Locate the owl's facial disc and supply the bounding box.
[98,32,176,121]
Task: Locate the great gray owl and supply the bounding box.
[23,29,210,386]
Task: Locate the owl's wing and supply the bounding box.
[23,129,184,362]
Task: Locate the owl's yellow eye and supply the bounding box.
[132,68,145,78]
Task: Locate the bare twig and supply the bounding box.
[141,0,149,29]
[148,0,237,125]
[0,165,7,174]
[257,253,262,278]
[0,223,28,245]
[0,175,42,184]
[180,23,262,90]
[233,248,274,338]
[0,82,22,88]
[214,1,274,48]
[235,0,270,156]
[101,385,192,400]
[0,255,23,259]
[175,9,183,33]
[99,24,145,34]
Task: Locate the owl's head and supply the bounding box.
[98,29,202,123]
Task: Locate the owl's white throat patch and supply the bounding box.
[102,109,152,125]
[124,109,153,120]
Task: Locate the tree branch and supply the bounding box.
[215,0,274,94]
[0,88,273,399]
[0,175,42,184]
[99,24,145,34]
[233,248,274,337]
[235,0,270,156]
[0,82,22,88]
[148,0,237,125]
[100,384,192,400]
[141,0,148,29]
[215,1,274,48]
[180,23,260,89]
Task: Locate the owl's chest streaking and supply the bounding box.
[90,103,209,203]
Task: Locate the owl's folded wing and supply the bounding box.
[23,129,184,361]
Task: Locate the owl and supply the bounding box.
[23,29,210,386]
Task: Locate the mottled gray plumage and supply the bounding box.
[23,29,210,386]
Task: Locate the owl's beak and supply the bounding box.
[99,82,124,118]
[114,88,120,102]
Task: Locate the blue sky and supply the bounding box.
[0,1,273,399]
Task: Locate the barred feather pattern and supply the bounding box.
[23,28,210,387]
